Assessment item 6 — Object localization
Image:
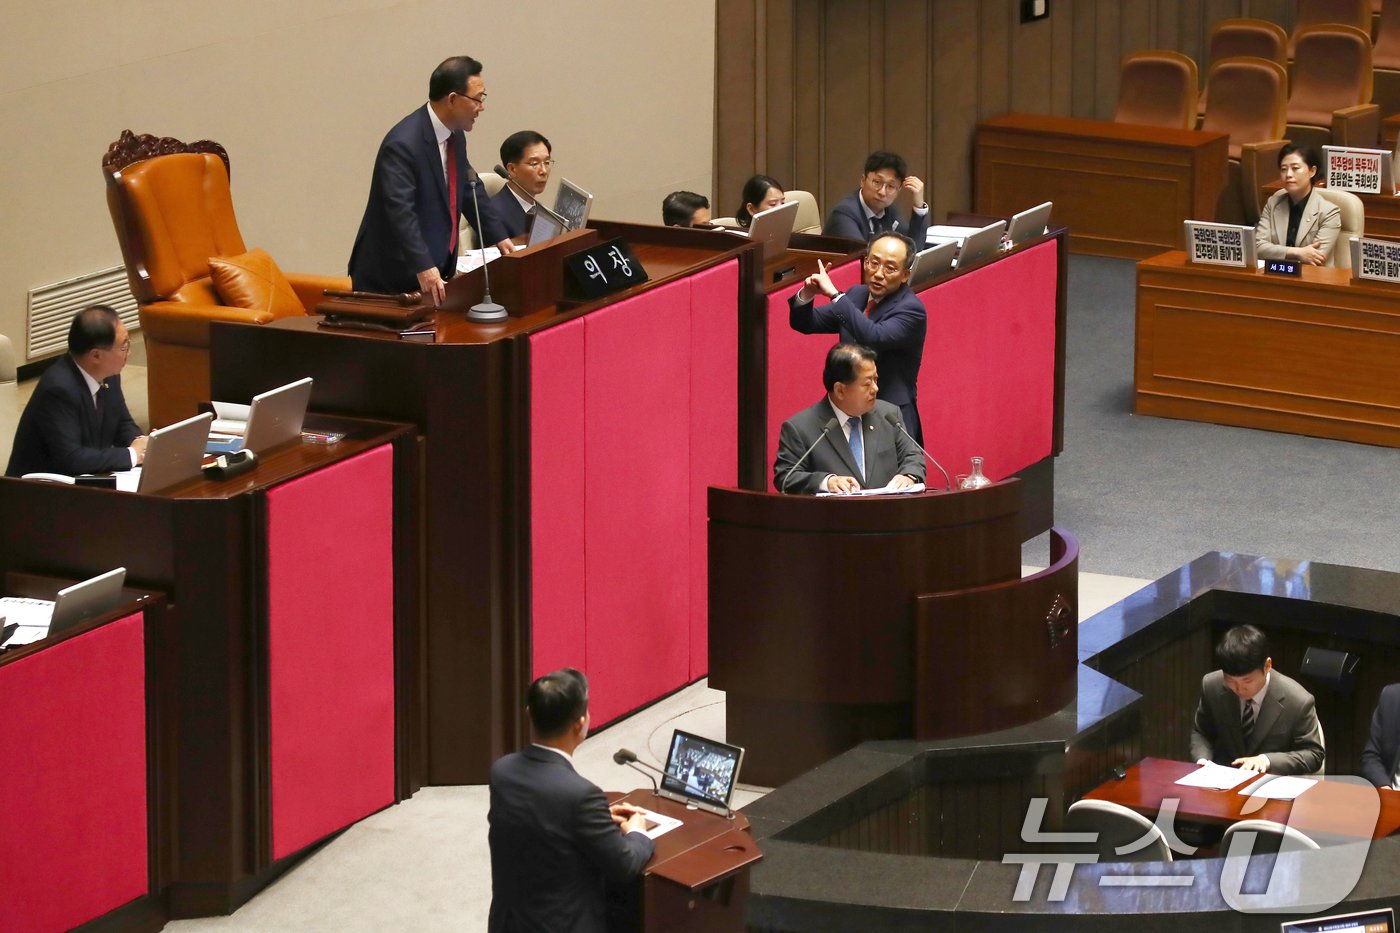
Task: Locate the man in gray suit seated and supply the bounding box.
[1189,624,1325,775]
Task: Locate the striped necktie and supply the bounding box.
[1241,698,1255,740]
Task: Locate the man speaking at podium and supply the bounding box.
[773,343,925,495]
[488,668,653,933]
[348,55,513,305]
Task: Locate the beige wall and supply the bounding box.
[0,0,716,362]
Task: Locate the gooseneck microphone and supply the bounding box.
[779,417,840,494]
[613,748,663,794]
[466,169,508,323]
[883,411,952,490]
[492,163,510,179]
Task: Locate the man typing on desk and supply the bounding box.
[6,306,145,477]
[1189,624,1325,775]
[488,668,653,933]
[773,343,924,494]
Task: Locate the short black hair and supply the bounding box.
[1279,144,1322,178]
[1215,624,1270,676]
[526,668,589,738]
[500,130,552,166]
[863,150,909,180]
[869,232,917,270]
[428,56,483,101]
[736,174,783,228]
[68,305,120,355]
[822,343,878,393]
[662,191,709,226]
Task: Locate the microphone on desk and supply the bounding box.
[465,168,508,323]
[613,748,662,795]
[492,163,510,179]
[779,417,840,494]
[883,411,951,490]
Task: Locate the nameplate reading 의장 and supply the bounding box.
[564,238,649,300]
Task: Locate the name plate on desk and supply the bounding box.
[1264,258,1301,277]
[1352,236,1400,283]
[1324,146,1393,195]
[1183,221,1255,268]
[563,238,649,300]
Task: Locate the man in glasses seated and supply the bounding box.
[493,130,555,240]
[823,150,929,247]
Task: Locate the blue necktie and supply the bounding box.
[847,416,864,482]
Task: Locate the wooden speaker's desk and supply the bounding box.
[1135,250,1400,446]
[0,415,417,919]
[975,112,1228,259]
[1083,757,1400,840]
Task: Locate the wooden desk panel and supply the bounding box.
[1084,757,1400,840]
[975,113,1228,260]
[1136,251,1400,446]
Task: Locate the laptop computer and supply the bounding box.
[658,728,745,817]
[526,202,569,247]
[741,199,800,263]
[552,178,594,231]
[212,378,314,456]
[139,412,212,494]
[1006,201,1053,247]
[0,567,129,647]
[909,240,958,290]
[954,220,1008,270]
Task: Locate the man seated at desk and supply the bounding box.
[773,343,925,495]
[788,232,928,444]
[6,305,145,477]
[1189,623,1325,775]
[662,190,712,227]
[1362,683,1400,790]
[492,129,553,240]
[1255,145,1340,267]
[823,150,929,246]
[488,667,653,933]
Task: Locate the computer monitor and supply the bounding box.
[48,567,127,636]
[658,729,745,817]
[955,220,1007,270]
[526,202,568,247]
[743,198,800,263]
[909,240,957,290]
[139,412,212,494]
[552,179,594,231]
[1006,201,1053,247]
[1281,908,1395,933]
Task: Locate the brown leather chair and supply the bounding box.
[1286,25,1380,152]
[1290,0,1373,55]
[1198,19,1288,120]
[1313,186,1366,268]
[1201,57,1290,223]
[1114,50,1199,130]
[104,132,348,428]
[1372,0,1400,117]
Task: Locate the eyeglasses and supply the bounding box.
[463,91,487,104]
[863,257,903,275]
[104,339,132,355]
[864,176,900,194]
[522,158,555,169]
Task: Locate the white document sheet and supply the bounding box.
[1175,762,1257,790]
[818,483,926,498]
[633,806,683,840]
[1239,775,1317,801]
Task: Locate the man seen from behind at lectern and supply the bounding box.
[488,668,653,933]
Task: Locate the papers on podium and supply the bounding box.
[633,805,683,840]
[1239,774,1317,801]
[1175,762,1256,790]
[818,483,926,498]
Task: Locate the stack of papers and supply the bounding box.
[0,596,56,646]
[818,483,927,498]
[1175,762,1258,790]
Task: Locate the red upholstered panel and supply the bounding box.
[686,260,740,677]
[584,280,692,724]
[765,260,863,490]
[0,613,148,933]
[529,316,589,677]
[267,445,396,860]
[917,240,1058,481]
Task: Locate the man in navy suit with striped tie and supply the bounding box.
[822,150,930,246]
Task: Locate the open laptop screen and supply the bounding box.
[659,729,744,814]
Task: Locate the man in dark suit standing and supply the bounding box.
[7,305,145,477]
[488,668,654,933]
[1361,683,1400,789]
[788,232,928,444]
[348,55,513,304]
[1189,624,1325,775]
[822,150,929,246]
[492,130,554,240]
[773,343,925,494]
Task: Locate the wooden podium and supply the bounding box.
[613,789,761,933]
[709,483,1079,786]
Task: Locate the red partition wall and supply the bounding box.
[764,261,863,490]
[918,240,1058,481]
[0,613,148,933]
[529,259,739,723]
[266,445,396,860]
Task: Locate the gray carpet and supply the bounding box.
[1026,254,1400,581]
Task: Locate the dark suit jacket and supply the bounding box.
[1361,683,1400,788]
[491,185,531,240]
[348,106,508,294]
[773,397,925,494]
[822,189,929,246]
[788,283,927,443]
[488,745,654,933]
[1188,670,1325,775]
[6,355,139,477]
